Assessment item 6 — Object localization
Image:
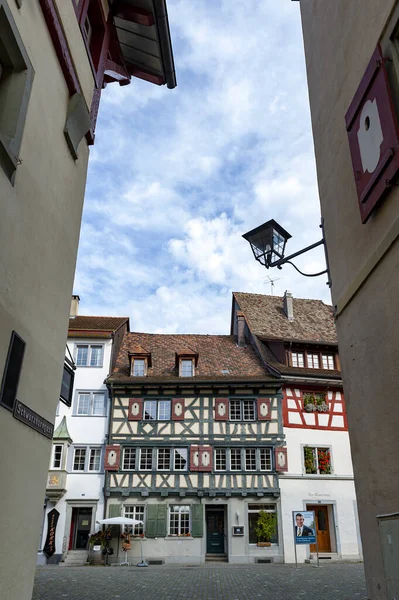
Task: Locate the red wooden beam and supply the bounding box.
[112,1,154,26]
[128,65,164,86]
[104,58,130,83]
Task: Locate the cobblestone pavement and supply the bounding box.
[33,563,367,600]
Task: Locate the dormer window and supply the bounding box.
[180,359,194,377]
[129,347,152,377]
[133,359,146,377]
[291,352,304,367]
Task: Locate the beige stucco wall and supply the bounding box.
[300,1,399,599]
[0,2,94,600]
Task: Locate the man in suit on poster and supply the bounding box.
[295,513,314,537]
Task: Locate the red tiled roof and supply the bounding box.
[108,332,277,383]
[68,316,129,338]
[233,292,337,344]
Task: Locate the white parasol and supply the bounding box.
[96,517,147,567]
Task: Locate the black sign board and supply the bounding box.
[43,508,60,558]
[233,526,244,536]
[13,400,54,439]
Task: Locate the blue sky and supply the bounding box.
[73,0,330,333]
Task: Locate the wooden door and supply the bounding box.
[308,505,331,553]
[206,511,224,553]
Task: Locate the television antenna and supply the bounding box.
[264,275,282,295]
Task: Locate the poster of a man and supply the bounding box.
[293,511,316,545]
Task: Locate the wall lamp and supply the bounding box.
[242,218,331,287]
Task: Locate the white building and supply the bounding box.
[38,299,128,565]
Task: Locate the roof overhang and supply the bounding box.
[111,0,177,88]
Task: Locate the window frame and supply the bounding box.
[123,505,145,536]
[139,448,153,471]
[132,358,146,377]
[303,445,333,475]
[321,354,335,370]
[122,447,137,471]
[168,505,191,536]
[157,448,171,471]
[173,448,188,471]
[307,353,320,369]
[248,503,278,545]
[73,390,107,417]
[214,448,227,471]
[179,358,194,377]
[143,399,171,421]
[51,444,64,470]
[74,343,105,368]
[77,0,107,85]
[71,445,102,472]
[229,399,256,422]
[291,352,305,368]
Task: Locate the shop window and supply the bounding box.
[248,504,278,544]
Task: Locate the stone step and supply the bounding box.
[205,553,228,562]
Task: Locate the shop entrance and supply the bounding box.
[69,507,92,550]
[307,505,331,553]
[206,507,225,554]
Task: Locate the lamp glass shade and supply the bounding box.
[242,219,291,268]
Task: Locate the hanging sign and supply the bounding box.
[293,510,316,545]
[43,508,60,558]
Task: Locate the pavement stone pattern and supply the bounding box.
[33,563,368,600]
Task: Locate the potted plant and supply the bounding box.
[254,510,277,547]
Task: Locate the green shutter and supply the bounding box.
[191,504,203,538]
[146,505,158,538]
[156,505,167,537]
[108,504,121,538]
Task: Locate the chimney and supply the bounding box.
[237,311,246,347]
[283,290,294,321]
[70,295,80,318]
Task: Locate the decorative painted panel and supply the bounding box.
[128,398,143,420]
[199,445,213,472]
[104,445,120,470]
[274,447,288,472]
[190,445,199,471]
[214,397,228,421]
[172,398,185,420]
[257,398,271,421]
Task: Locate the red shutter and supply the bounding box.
[257,398,271,421]
[104,445,120,471]
[190,445,199,471]
[172,398,185,421]
[274,447,288,473]
[214,398,229,421]
[128,398,143,421]
[199,445,213,472]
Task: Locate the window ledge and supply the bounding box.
[165,536,194,541]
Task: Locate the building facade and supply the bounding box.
[39,300,129,565]
[104,332,287,564]
[0,2,175,598]
[231,291,362,563]
[298,2,399,597]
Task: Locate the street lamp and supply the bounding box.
[242,218,331,286]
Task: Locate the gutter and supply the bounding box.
[153,0,177,88]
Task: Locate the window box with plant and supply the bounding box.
[304,446,332,474]
[254,510,278,547]
[302,392,329,413]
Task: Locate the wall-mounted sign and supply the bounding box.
[293,511,316,545]
[43,508,60,558]
[13,400,54,439]
[233,526,244,536]
[345,44,399,223]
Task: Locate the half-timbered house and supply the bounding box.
[231,291,362,563]
[104,332,287,564]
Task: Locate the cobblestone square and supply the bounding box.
[33,563,367,600]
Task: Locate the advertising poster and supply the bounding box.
[293,510,316,545]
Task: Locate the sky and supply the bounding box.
[73,0,330,334]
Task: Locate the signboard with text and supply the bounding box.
[293,510,316,545]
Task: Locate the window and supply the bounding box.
[75,391,107,416]
[230,448,242,471]
[174,448,188,471]
[322,354,335,370]
[139,448,153,470]
[0,2,34,181]
[180,359,194,377]
[60,362,74,407]
[291,352,304,367]
[260,448,272,471]
[133,359,146,376]
[72,446,102,472]
[307,353,320,369]
[0,330,25,411]
[157,448,171,470]
[245,449,256,471]
[143,399,171,421]
[169,505,190,536]
[215,448,226,471]
[123,505,145,536]
[229,399,256,421]
[51,444,63,469]
[248,504,278,544]
[79,0,106,74]
[75,344,104,367]
[123,448,136,470]
[303,446,332,474]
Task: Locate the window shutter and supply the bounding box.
[190,445,199,471]
[172,398,185,420]
[214,398,228,421]
[156,504,167,537]
[146,505,158,538]
[274,447,288,472]
[128,398,143,420]
[199,445,213,472]
[104,445,120,471]
[108,504,121,538]
[191,504,204,537]
[257,398,271,421]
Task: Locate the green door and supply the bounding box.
[206,511,224,553]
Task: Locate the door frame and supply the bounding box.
[305,501,338,554]
[205,505,227,554]
[63,500,98,559]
